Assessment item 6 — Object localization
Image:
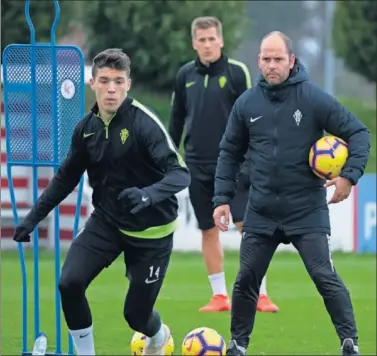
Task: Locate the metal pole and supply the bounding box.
[324,0,336,96]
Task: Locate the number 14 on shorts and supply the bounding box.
[145,265,160,284]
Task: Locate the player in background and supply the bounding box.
[168,16,278,313]
[13,48,191,356]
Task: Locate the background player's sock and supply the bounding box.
[260,275,267,296]
[146,323,165,348]
[209,272,227,295]
[69,325,95,355]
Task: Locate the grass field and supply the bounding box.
[1,250,376,355]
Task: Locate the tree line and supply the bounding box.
[2,0,375,91]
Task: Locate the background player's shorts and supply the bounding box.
[187,163,250,231]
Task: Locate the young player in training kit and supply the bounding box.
[168,16,278,313]
[13,48,191,356]
[213,31,369,356]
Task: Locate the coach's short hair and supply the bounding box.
[92,48,131,78]
[191,16,223,38]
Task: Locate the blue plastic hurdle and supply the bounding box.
[2,0,85,354]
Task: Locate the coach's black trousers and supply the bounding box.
[231,229,358,348]
[58,214,173,337]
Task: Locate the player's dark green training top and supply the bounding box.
[23,96,190,238]
[168,54,251,166]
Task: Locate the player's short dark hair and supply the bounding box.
[261,31,293,56]
[92,48,131,78]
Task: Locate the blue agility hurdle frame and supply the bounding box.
[2,0,85,354]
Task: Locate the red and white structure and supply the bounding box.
[1,122,89,249]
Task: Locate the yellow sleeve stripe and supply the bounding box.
[132,99,187,168]
[228,58,252,89]
[171,60,195,106]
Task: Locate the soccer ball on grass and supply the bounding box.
[182,327,226,355]
[309,135,348,180]
[130,331,174,355]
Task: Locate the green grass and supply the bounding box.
[1,250,376,355]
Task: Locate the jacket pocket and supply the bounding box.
[249,188,273,215]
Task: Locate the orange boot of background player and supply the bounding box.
[199,294,231,312]
[199,293,279,313]
[257,276,279,312]
[199,275,279,312]
[257,294,279,313]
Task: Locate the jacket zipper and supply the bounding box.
[98,112,116,139]
[273,106,283,230]
[104,121,110,139]
[273,106,280,202]
[204,74,208,88]
[97,112,115,186]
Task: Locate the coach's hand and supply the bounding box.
[213,204,231,232]
[13,222,35,243]
[324,177,352,204]
[118,187,152,214]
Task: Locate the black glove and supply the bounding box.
[117,187,152,214]
[13,221,35,243]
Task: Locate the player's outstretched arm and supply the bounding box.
[213,99,249,208]
[142,117,190,202]
[313,86,371,185]
[130,105,190,207]
[168,67,187,149]
[13,121,87,242]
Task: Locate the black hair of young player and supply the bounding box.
[92,48,131,78]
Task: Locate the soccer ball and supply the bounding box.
[182,327,226,355]
[309,135,348,180]
[130,331,174,355]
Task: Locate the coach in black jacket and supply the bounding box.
[213,31,369,356]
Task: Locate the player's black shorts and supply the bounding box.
[71,213,173,282]
[60,213,173,332]
[187,163,250,231]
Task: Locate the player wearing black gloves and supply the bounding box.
[13,48,190,356]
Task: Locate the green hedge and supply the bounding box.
[337,97,376,173]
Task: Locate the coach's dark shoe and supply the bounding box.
[226,340,246,356]
[341,339,360,355]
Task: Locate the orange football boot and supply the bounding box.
[199,294,231,312]
[257,294,279,313]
